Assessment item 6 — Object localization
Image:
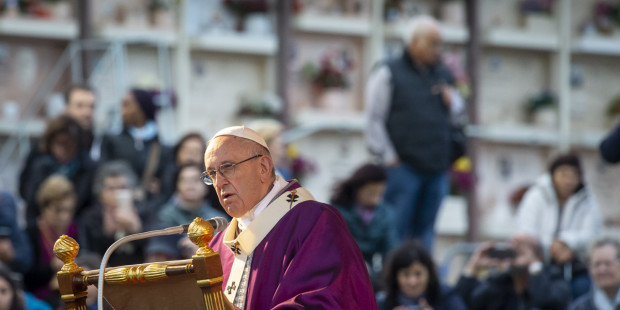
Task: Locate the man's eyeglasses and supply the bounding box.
[201,154,263,185]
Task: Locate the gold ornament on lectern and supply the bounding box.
[188,217,215,256]
[53,235,81,273]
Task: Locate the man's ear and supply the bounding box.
[258,156,274,183]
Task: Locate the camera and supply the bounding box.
[487,244,516,259]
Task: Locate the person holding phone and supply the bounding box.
[455,239,570,310]
[376,240,466,310]
[78,161,146,267]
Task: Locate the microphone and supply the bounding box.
[181,216,228,234]
[97,217,229,310]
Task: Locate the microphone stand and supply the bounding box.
[95,216,227,309]
[96,226,185,310]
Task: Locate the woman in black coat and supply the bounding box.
[21,115,95,221]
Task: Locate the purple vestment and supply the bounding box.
[210,182,377,309]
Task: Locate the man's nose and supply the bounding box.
[213,172,230,187]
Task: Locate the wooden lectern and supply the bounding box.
[53,218,226,310]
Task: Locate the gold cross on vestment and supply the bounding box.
[230,242,241,255]
[226,281,236,294]
[287,189,299,209]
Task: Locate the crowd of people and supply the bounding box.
[0,85,229,309]
[1,14,620,310]
[332,153,617,310]
[359,15,619,310]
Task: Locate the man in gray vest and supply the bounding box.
[365,15,463,250]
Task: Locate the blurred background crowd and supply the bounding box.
[1,0,620,309]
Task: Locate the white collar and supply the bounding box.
[593,286,620,310]
[237,175,288,231]
[128,120,158,140]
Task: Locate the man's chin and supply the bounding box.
[598,280,617,288]
[223,205,244,218]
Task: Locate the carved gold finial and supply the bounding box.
[53,235,81,273]
[188,217,215,256]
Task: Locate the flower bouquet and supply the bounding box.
[302,49,354,94]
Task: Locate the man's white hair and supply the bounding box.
[401,15,440,45]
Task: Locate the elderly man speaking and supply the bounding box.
[203,126,376,309]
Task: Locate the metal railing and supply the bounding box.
[0,37,174,172]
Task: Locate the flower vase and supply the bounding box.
[441,1,465,26]
[524,13,556,34]
[317,89,353,112]
[50,1,72,21]
[533,108,558,129]
[151,9,175,30]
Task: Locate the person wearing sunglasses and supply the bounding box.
[204,126,375,310]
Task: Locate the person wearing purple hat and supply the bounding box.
[99,89,172,204]
[205,125,376,309]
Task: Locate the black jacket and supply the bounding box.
[77,203,148,267]
[19,131,94,203]
[569,290,597,310]
[600,121,620,164]
[22,151,96,221]
[385,52,455,173]
[99,129,171,183]
[376,285,467,310]
[456,266,571,310]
